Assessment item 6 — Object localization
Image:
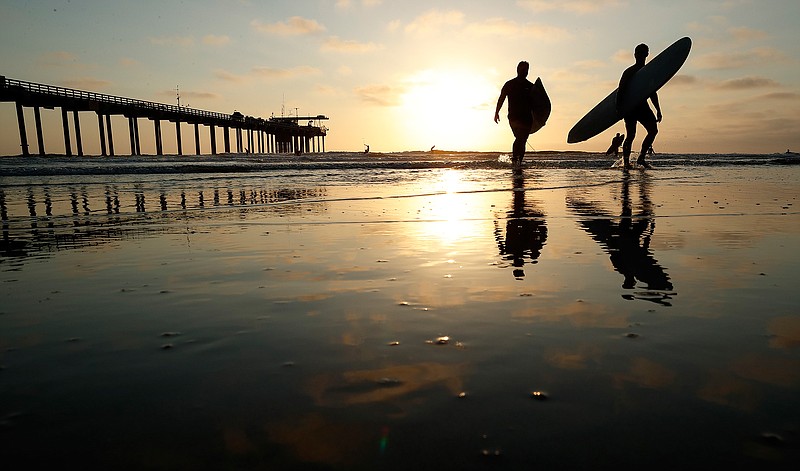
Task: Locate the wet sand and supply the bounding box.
[1,164,799,469]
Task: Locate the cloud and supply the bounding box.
[251,17,325,36]
[321,36,382,53]
[37,51,94,69]
[715,76,781,90]
[669,75,700,87]
[203,34,231,46]
[215,66,321,83]
[404,10,465,35]
[337,65,353,75]
[251,65,321,79]
[759,92,800,101]
[465,18,570,41]
[157,89,220,101]
[612,49,631,63]
[694,47,787,69]
[119,58,139,67]
[728,26,768,42]
[517,0,625,14]
[354,84,405,106]
[183,91,220,100]
[149,35,194,47]
[60,77,112,90]
[337,0,382,7]
[214,69,247,83]
[315,84,343,96]
[40,51,77,64]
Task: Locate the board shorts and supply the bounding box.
[624,103,657,127]
[508,117,533,138]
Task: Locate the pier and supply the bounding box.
[0,75,328,157]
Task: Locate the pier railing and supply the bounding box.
[3,76,249,121]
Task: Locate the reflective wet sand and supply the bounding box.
[1,166,799,469]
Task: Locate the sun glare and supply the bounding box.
[413,169,486,246]
[397,69,496,151]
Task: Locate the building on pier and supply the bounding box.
[0,75,328,157]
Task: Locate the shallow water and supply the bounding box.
[1,160,799,469]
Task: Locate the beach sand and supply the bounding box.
[1,159,799,469]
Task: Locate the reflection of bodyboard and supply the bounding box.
[567,37,691,144]
[530,77,551,134]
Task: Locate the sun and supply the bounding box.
[396,69,497,151]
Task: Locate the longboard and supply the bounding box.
[567,37,692,144]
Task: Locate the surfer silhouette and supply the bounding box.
[617,44,662,169]
[606,133,625,157]
[495,61,545,169]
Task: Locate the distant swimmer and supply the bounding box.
[605,132,625,157]
[617,44,662,169]
[495,61,548,169]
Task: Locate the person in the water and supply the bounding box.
[617,44,662,169]
[494,61,536,169]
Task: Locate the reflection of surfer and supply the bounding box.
[605,133,625,157]
[618,44,662,170]
[494,172,547,279]
[494,61,544,169]
[567,173,673,305]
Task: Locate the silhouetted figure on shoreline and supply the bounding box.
[618,44,662,169]
[495,61,549,169]
[606,132,625,157]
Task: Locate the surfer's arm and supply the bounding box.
[494,91,506,123]
[650,91,662,122]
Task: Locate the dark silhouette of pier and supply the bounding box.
[0,75,328,157]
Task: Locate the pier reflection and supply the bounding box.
[494,172,548,279]
[0,183,327,265]
[568,172,674,305]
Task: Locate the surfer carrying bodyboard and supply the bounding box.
[494,61,550,169]
[617,44,662,169]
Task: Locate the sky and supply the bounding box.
[1,0,799,155]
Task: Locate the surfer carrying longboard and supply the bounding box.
[618,44,662,169]
[494,61,549,169]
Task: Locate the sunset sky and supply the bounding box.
[1,0,798,155]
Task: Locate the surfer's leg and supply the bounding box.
[622,118,637,167]
[510,121,529,167]
[638,114,658,167]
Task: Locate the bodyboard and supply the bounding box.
[567,37,691,144]
[530,77,551,134]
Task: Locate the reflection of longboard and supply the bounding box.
[530,77,551,134]
[567,37,692,144]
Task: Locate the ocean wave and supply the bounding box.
[0,151,797,176]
